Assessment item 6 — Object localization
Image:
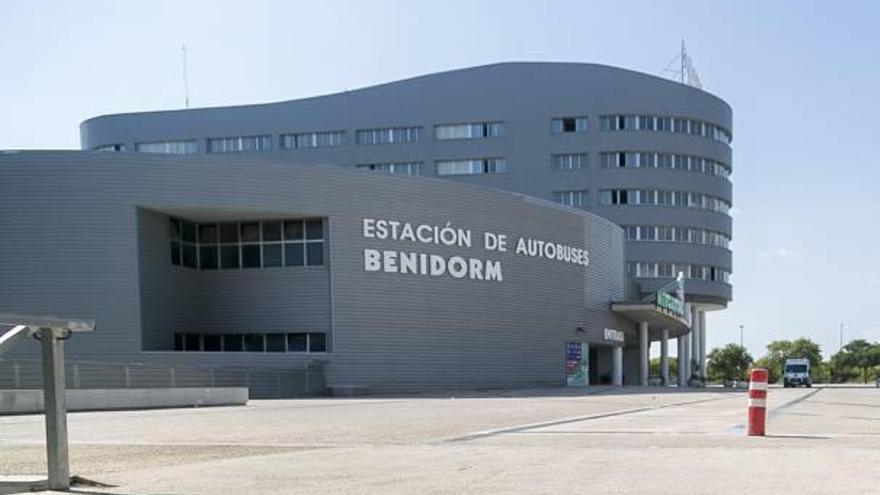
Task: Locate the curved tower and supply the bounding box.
[81,62,733,381]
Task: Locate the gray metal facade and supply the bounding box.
[0,151,631,393]
[80,62,733,307]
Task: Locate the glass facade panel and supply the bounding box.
[288,333,307,352]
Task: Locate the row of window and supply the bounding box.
[598,189,731,214]
[435,122,504,140]
[99,113,730,154]
[627,262,732,283]
[356,161,422,176]
[599,114,732,144]
[356,127,422,145]
[623,225,731,249]
[553,190,589,208]
[598,151,730,178]
[169,218,325,270]
[436,158,507,176]
[135,140,198,154]
[173,332,327,353]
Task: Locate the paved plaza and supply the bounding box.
[1,385,879,494]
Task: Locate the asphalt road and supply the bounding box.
[1,385,878,494]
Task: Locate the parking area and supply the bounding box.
[1,385,879,494]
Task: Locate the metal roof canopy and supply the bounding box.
[0,313,95,491]
[611,302,690,338]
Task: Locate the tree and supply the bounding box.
[707,344,753,383]
[754,356,780,383]
[649,356,678,382]
[763,338,823,380]
[830,340,880,384]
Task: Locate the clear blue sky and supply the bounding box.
[3,0,878,359]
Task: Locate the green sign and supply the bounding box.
[656,291,685,317]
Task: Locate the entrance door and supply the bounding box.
[588,346,599,385]
[565,342,588,387]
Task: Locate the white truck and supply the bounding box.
[783,358,812,388]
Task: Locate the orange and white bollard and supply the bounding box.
[747,368,768,436]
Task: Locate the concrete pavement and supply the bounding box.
[1,385,878,494]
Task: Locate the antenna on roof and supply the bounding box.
[181,45,190,109]
[659,39,703,90]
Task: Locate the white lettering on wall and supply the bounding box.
[361,218,587,283]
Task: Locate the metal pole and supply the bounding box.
[40,327,70,490]
[739,325,744,348]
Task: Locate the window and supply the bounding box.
[173,332,328,353]
[184,333,201,351]
[169,217,326,270]
[356,162,422,176]
[599,189,630,205]
[203,335,222,352]
[628,260,727,281]
[288,333,307,352]
[553,190,589,208]
[309,333,327,353]
[436,158,507,176]
[280,131,345,149]
[435,122,504,140]
[599,151,730,178]
[135,140,198,154]
[599,114,731,144]
[551,116,588,133]
[266,334,286,352]
[355,127,422,145]
[598,189,730,212]
[223,334,243,352]
[242,334,264,352]
[551,153,587,170]
[94,144,125,152]
[207,135,272,153]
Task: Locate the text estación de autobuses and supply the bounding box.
[362,218,589,282]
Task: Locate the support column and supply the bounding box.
[660,329,669,386]
[40,327,70,491]
[639,321,649,387]
[699,310,707,381]
[685,329,692,380]
[612,346,623,386]
[677,334,688,387]
[691,306,701,380]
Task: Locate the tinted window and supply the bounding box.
[241,222,260,242]
[182,244,197,268]
[220,245,240,269]
[284,220,304,240]
[242,245,261,268]
[266,334,286,352]
[263,244,282,267]
[309,333,327,353]
[219,223,238,243]
[262,221,281,241]
[285,243,304,266]
[306,219,323,240]
[184,333,201,351]
[223,334,243,352]
[307,243,324,266]
[244,334,264,352]
[199,246,218,269]
[199,225,218,244]
[203,334,222,352]
[288,333,307,352]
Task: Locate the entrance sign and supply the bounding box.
[650,273,686,318]
[656,291,685,317]
[362,218,589,283]
[604,328,625,343]
[565,342,587,386]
